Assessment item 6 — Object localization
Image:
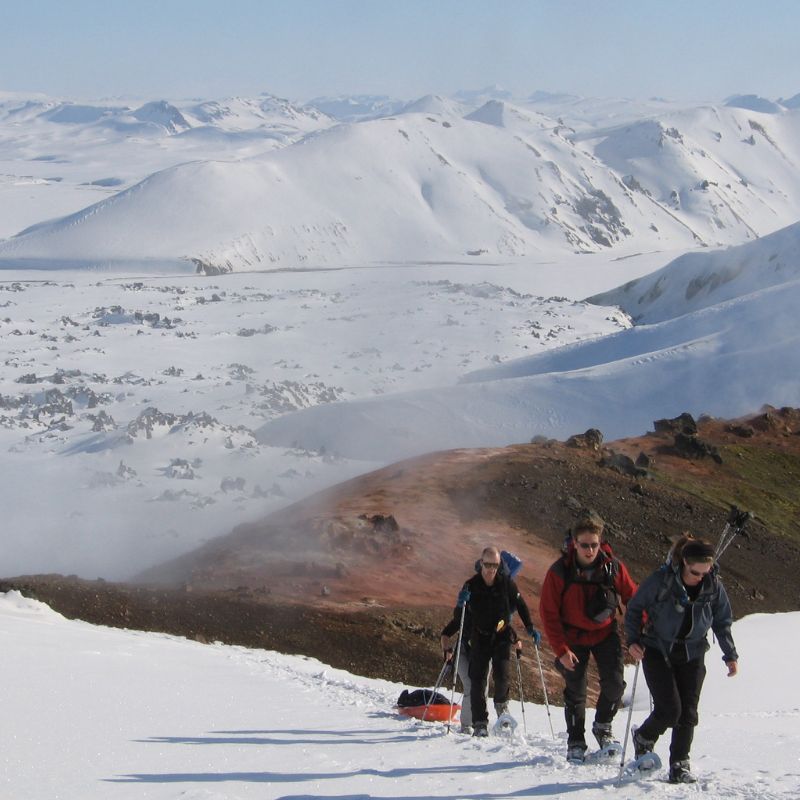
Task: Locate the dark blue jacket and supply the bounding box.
[624,563,738,663]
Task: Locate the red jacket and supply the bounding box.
[539,544,637,657]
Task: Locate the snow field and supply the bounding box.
[2,591,798,800]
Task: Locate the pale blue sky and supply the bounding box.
[2,0,799,103]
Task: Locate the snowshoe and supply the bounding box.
[584,741,622,764]
[492,712,517,736]
[620,751,663,779]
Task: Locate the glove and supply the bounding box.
[457,588,471,608]
[527,626,542,645]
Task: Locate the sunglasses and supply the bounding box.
[686,564,711,577]
[481,561,500,569]
[576,542,600,550]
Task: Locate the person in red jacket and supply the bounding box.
[539,511,637,763]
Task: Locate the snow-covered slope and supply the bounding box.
[256,277,800,461]
[3,590,798,799]
[588,219,800,322]
[576,105,800,245]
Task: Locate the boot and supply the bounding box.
[669,760,697,784]
[472,722,488,738]
[632,726,655,758]
[566,742,587,763]
[592,722,619,750]
[494,701,509,718]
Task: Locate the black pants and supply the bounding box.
[468,633,513,725]
[637,647,706,764]
[555,627,625,747]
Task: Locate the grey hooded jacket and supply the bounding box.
[624,563,738,663]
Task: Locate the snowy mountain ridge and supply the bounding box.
[1,89,800,270]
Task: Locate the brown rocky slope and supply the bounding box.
[4,406,800,705]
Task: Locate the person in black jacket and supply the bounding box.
[441,545,540,737]
[625,536,739,784]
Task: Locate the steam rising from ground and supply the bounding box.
[0,256,644,579]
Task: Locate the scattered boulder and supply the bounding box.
[674,432,723,463]
[566,428,604,451]
[88,410,115,432]
[726,424,755,438]
[653,412,698,436]
[599,451,649,477]
[749,407,793,434]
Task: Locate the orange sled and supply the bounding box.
[397,703,460,722]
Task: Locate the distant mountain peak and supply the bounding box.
[464,99,508,127]
[723,94,784,114]
[778,92,800,109]
[131,100,191,133]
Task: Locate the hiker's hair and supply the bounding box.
[481,545,500,560]
[668,533,714,567]
[573,511,604,537]
[668,533,693,567]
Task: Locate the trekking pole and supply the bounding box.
[533,643,556,739]
[515,649,528,737]
[446,601,467,734]
[616,661,640,783]
[422,658,451,722]
[715,507,752,562]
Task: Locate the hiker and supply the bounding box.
[440,545,540,737]
[539,511,637,763]
[624,535,739,784]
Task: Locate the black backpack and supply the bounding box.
[397,688,450,707]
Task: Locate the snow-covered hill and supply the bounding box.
[3,98,800,270]
[0,91,334,239]
[255,234,800,461]
[588,219,800,322]
[3,590,798,799]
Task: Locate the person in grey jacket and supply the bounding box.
[624,536,738,784]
